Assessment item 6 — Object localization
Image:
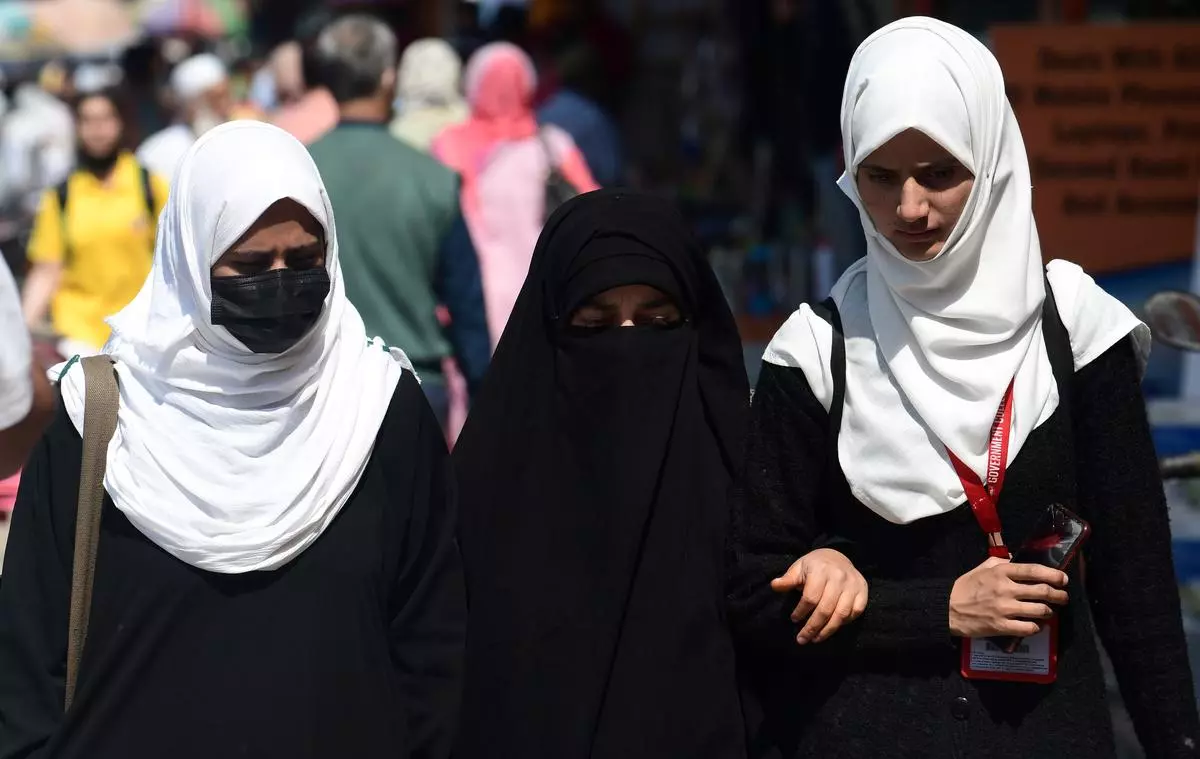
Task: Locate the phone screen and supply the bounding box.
[1009,504,1089,571]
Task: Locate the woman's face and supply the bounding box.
[855,128,975,262]
[211,199,326,278]
[569,284,682,329]
[208,199,331,354]
[76,95,123,159]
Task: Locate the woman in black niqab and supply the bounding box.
[454,189,749,759]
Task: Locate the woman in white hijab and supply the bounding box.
[390,38,470,152]
[0,121,465,759]
[728,17,1199,759]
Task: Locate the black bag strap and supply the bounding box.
[808,297,846,468]
[536,128,559,170]
[1041,277,1074,412]
[54,180,71,266]
[55,181,69,221]
[137,164,155,221]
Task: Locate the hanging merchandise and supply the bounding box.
[0,0,138,62]
[138,0,248,39]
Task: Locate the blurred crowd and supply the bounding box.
[0,5,637,439]
[0,1,886,452]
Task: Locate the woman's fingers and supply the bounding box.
[852,588,868,618]
[1008,581,1069,606]
[812,589,859,643]
[770,557,807,594]
[1000,619,1042,638]
[796,590,837,644]
[1011,601,1055,620]
[1004,562,1068,588]
[790,566,829,625]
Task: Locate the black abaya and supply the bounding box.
[453,189,749,759]
[0,375,465,759]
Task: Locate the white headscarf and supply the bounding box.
[398,38,465,110]
[764,17,1147,524]
[391,38,470,151]
[59,121,411,573]
[171,53,228,103]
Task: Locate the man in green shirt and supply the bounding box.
[308,14,489,429]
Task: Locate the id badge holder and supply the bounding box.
[960,617,1058,684]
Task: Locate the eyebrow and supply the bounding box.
[231,242,323,258]
[639,296,676,310]
[860,160,958,172]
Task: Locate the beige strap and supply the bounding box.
[65,355,118,712]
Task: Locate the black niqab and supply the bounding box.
[454,189,749,759]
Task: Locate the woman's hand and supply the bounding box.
[949,557,1069,638]
[770,548,869,645]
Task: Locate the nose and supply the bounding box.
[897,177,929,224]
[269,252,291,272]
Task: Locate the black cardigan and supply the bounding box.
[728,319,1200,758]
[0,373,466,759]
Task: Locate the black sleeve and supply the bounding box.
[433,208,490,397]
[1073,338,1200,758]
[387,375,468,759]
[727,362,956,659]
[0,408,71,759]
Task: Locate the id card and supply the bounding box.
[960,617,1058,684]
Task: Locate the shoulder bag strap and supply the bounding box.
[65,355,118,712]
[1041,276,1074,412]
[138,164,156,221]
[808,297,847,469]
[537,128,561,171]
[55,179,70,267]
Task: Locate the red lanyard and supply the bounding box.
[947,381,1015,560]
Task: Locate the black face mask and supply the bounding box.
[210,268,331,354]
[76,147,121,177]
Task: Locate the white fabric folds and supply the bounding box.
[763,18,1148,524]
[0,255,32,431]
[59,121,410,573]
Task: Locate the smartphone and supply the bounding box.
[993,504,1091,653]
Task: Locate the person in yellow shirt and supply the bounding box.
[21,87,169,358]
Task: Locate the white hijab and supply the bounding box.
[59,121,411,573]
[764,17,1148,524]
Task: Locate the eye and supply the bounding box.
[569,307,611,328]
[288,248,324,270]
[920,165,962,189]
[865,168,899,185]
[231,255,272,275]
[635,309,682,328]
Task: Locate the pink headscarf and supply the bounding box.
[433,43,539,183]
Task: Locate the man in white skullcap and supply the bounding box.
[136,53,232,179]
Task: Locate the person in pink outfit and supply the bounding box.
[432,42,599,347]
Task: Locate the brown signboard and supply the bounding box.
[990,24,1200,273]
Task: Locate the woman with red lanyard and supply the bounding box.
[727,17,1200,759]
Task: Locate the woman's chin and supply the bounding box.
[894,238,944,262]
